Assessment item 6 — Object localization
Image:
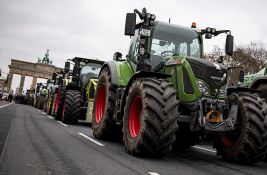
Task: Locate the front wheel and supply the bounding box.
[37,96,45,110]
[54,89,64,120]
[62,90,82,124]
[123,78,179,157]
[92,67,120,140]
[214,92,267,163]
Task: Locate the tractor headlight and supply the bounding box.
[217,86,227,97]
[197,80,209,96]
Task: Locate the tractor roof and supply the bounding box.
[71,57,105,65]
[154,21,199,41]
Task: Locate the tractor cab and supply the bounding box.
[127,21,203,72]
[65,57,104,90]
[80,62,102,89]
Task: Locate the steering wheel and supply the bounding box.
[161,51,176,59]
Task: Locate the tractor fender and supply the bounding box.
[86,78,98,101]
[99,61,118,85]
[118,71,170,121]
[227,86,261,96]
[250,77,267,89]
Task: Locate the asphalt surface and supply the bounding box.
[0,103,266,175]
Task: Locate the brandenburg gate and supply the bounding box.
[6,50,62,94]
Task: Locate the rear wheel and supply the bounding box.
[214,92,267,163]
[258,84,267,100]
[37,96,45,110]
[123,78,179,157]
[28,97,34,106]
[62,90,82,124]
[92,67,119,140]
[34,96,39,108]
[44,95,50,113]
[54,89,64,120]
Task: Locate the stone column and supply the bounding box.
[6,73,13,93]
[31,76,37,89]
[19,75,25,94]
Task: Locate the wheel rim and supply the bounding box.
[95,84,106,124]
[220,133,235,147]
[55,91,60,112]
[129,96,142,138]
[220,112,242,147]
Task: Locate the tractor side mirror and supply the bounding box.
[64,62,70,73]
[113,52,123,61]
[225,34,234,56]
[239,69,245,82]
[125,13,136,36]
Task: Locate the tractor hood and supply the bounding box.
[186,57,227,96]
[243,67,266,84]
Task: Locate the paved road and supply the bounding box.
[0,104,266,175]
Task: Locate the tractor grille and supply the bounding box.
[186,57,227,96]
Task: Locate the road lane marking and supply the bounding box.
[47,115,54,119]
[0,102,14,109]
[193,146,216,153]
[148,172,160,175]
[78,132,105,147]
[42,112,46,115]
[57,121,68,127]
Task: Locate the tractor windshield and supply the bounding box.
[81,63,102,77]
[151,21,202,58]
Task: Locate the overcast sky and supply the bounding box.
[0,0,267,92]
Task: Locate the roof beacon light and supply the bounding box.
[191,22,197,28]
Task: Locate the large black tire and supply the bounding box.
[214,92,267,163]
[261,101,267,162]
[44,95,52,114]
[47,94,54,115]
[62,90,82,124]
[123,78,179,157]
[34,96,39,108]
[51,93,57,116]
[258,84,267,100]
[54,89,65,120]
[37,96,45,110]
[92,67,120,140]
[28,97,34,106]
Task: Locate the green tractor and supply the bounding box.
[54,57,104,124]
[92,8,267,163]
[44,72,64,115]
[24,89,35,106]
[239,63,267,100]
[34,83,49,109]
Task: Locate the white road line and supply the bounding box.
[42,112,46,115]
[78,132,105,147]
[57,121,68,127]
[47,115,54,119]
[148,172,160,175]
[0,102,14,109]
[193,146,216,153]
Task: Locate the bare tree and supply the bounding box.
[206,41,267,84]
